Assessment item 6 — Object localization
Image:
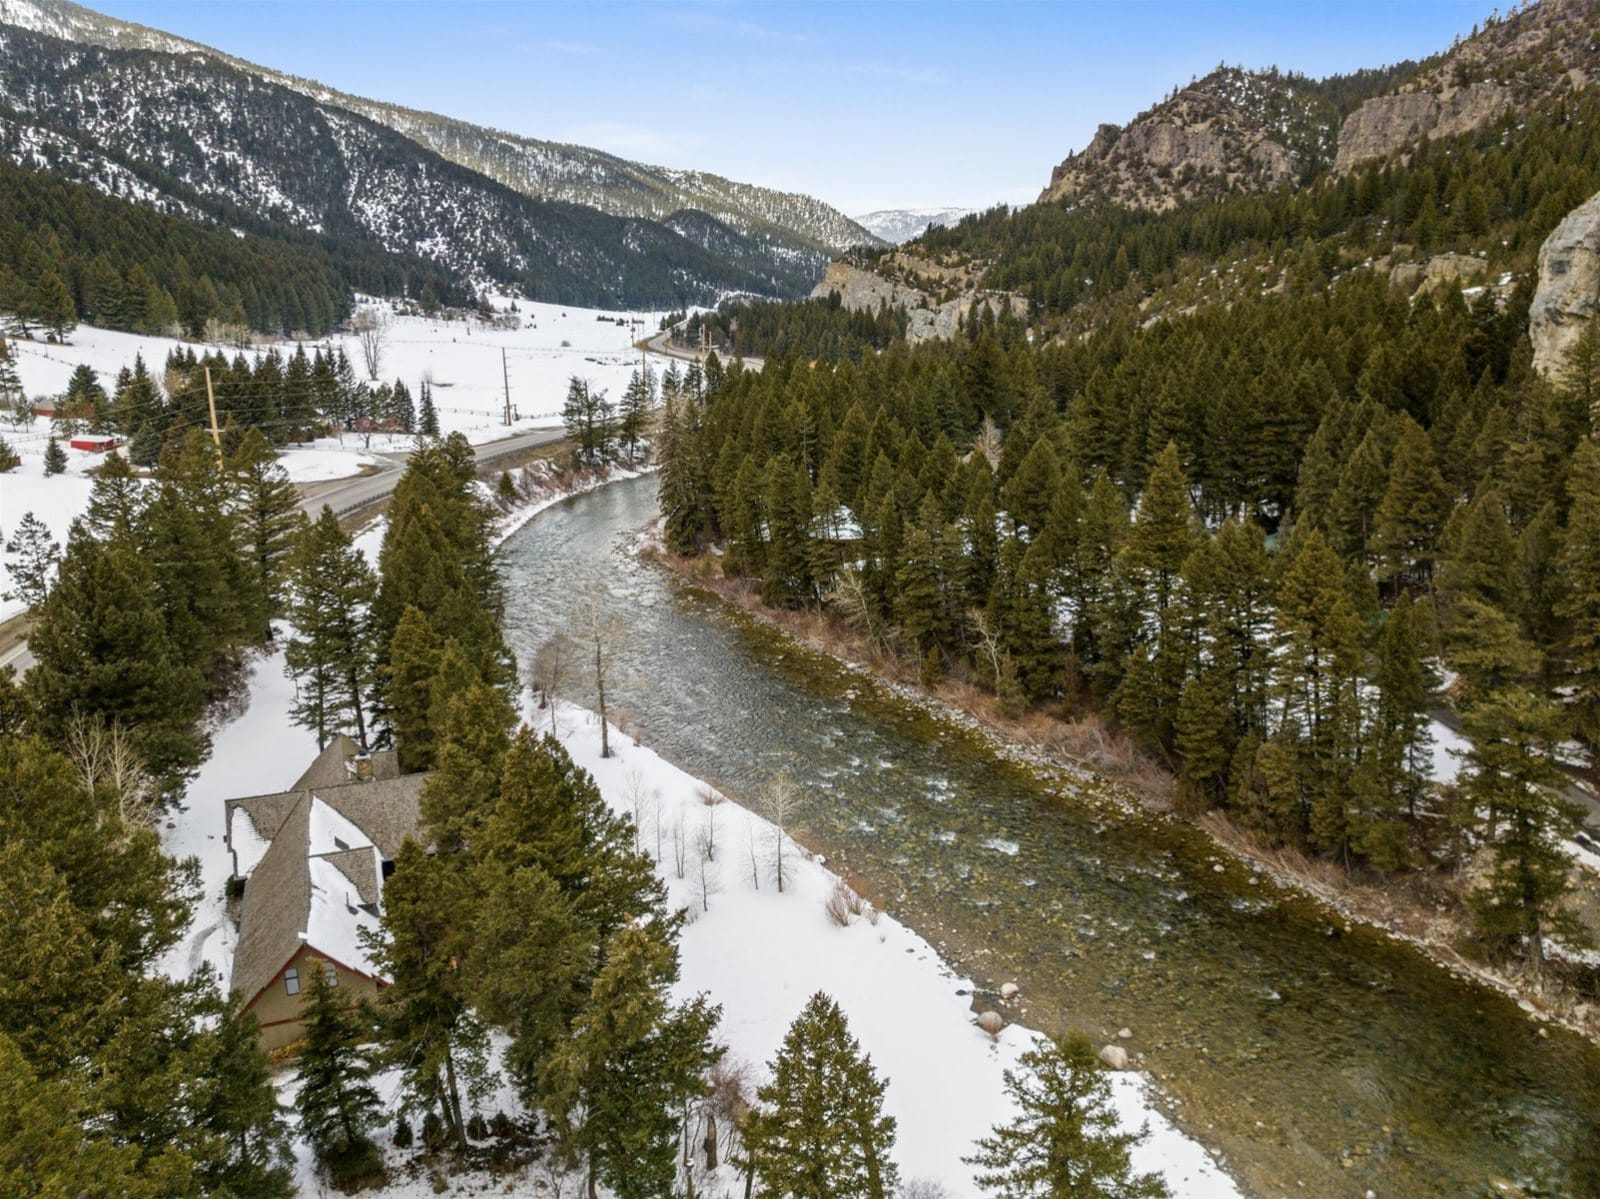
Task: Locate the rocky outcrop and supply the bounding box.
[1334,82,1513,173]
[1040,72,1328,212]
[810,261,1027,344]
[1530,189,1600,380]
[1388,252,1489,297]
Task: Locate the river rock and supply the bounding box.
[1530,188,1600,381]
[1117,1027,1133,1040]
[1000,982,1020,1000]
[1099,1044,1130,1070]
[977,1010,1005,1037]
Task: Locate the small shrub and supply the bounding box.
[393,1115,414,1148]
[825,879,865,927]
[489,1110,514,1139]
[421,1110,446,1151]
[466,1112,488,1141]
[326,1137,385,1190]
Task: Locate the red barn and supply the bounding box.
[69,436,120,453]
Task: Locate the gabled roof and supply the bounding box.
[226,739,426,1010]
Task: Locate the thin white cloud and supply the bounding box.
[543,39,599,56]
[662,6,815,45]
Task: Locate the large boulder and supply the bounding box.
[1530,189,1600,381]
[1099,1043,1130,1070]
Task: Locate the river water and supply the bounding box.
[500,474,1600,1199]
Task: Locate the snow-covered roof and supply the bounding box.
[227,740,427,1008]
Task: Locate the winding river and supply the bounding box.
[501,474,1600,1199]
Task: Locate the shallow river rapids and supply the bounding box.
[500,473,1600,1199]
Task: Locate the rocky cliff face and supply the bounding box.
[1333,83,1514,173]
[810,261,1027,344]
[1039,68,1333,211]
[1530,189,1600,380]
[1037,0,1600,215]
[1335,0,1598,174]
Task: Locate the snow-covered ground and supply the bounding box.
[548,700,1241,1198]
[2,295,675,617]
[6,295,665,448]
[0,440,104,620]
[163,625,1237,1198]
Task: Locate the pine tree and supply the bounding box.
[418,679,516,852]
[544,924,722,1199]
[0,1033,158,1199]
[42,437,66,476]
[1372,415,1450,593]
[284,508,378,750]
[744,992,899,1199]
[26,528,205,786]
[1353,594,1439,869]
[1270,531,1362,852]
[417,380,440,435]
[4,511,59,610]
[965,1032,1169,1199]
[1554,439,1600,771]
[368,841,493,1153]
[31,269,76,342]
[194,995,295,1199]
[294,965,382,1184]
[380,607,447,771]
[229,428,302,638]
[618,365,654,464]
[1460,686,1591,968]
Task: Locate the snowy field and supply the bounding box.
[5,293,667,447]
[1,294,679,618]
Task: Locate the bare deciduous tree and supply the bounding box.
[697,786,722,861]
[671,813,689,880]
[573,587,626,757]
[62,712,158,832]
[693,818,720,912]
[759,772,805,893]
[530,631,579,736]
[352,309,390,380]
[745,814,760,889]
[969,606,1004,686]
[827,564,887,652]
[623,767,652,854]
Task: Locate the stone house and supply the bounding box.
[224,735,427,1053]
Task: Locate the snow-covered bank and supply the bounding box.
[545,700,1241,1198]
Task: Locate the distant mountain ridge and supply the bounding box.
[0,0,885,306]
[853,207,981,245]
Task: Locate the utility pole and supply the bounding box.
[204,365,223,466]
[501,346,512,427]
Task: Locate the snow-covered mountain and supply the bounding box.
[853,207,980,245]
[0,0,886,305]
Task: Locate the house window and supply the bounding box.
[284,966,300,995]
[323,962,338,987]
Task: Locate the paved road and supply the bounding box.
[0,428,568,678]
[296,426,567,519]
[639,329,765,373]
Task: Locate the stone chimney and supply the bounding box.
[353,753,374,783]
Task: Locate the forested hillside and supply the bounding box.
[0,156,435,337]
[662,271,1600,964]
[0,0,882,267]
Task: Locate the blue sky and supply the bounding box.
[92,0,1495,215]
